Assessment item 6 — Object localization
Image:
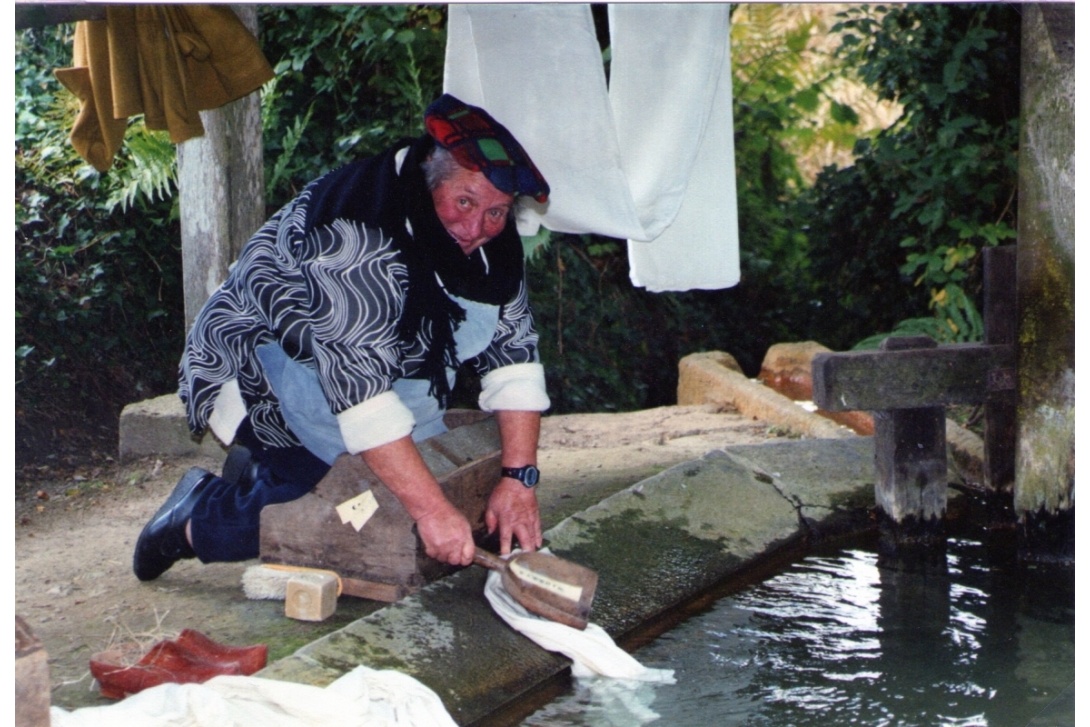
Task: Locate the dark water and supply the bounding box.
[522,536,1075,726]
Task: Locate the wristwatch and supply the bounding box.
[501,464,540,488]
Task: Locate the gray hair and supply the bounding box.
[421,145,521,219]
[421,146,464,191]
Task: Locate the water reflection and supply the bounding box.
[522,537,1074,726]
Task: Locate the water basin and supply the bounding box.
[521,533,1075,726]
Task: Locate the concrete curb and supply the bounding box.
[119,394,226,462]
[119,350,983,485]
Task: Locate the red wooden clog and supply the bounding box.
[90,631,267,700]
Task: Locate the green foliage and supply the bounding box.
[257,4,446,207]
[803,3,1020,348]
[525,237,693,412]
[15,26,184,448]
[15,5,448,458]
[104,127,178,213]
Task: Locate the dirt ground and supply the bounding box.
[15,404,785,712]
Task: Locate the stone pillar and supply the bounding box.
[1015,4,1074,564]
[177,5,266,330]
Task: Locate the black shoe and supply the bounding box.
[133,467,213,581]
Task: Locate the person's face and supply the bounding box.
[430,166,514,256]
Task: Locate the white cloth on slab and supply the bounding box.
[483,554,675,684]
[49,665,457,727]
[444,3,739,292]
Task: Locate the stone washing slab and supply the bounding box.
[256,437,876,725]
[724,437,877,531]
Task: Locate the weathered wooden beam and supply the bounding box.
[808,247,1020,554]
[812,341,1015,412]
[874,405,948,528]
[15,3,106,31]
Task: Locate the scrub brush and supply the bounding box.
[241,563,343,600]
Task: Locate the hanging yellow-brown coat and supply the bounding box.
[54,4,273,172]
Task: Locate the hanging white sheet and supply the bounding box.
[444,3,739,292]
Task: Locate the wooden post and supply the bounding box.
[177,5,266,330]
[811,268,1020,554]
[1014,4,1075,564]
[982,246,1017,495]
[871,336,947,550]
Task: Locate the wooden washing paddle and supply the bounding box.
[474,547,598,630]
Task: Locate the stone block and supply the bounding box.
[676,350,743,406]
[759,341,831,400]
[759,341,875,435]
[285,573,339,622]
[118,393,226,462]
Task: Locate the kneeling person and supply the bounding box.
[133,95,551,581]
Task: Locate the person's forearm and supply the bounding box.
[360,435,456,521]
[361,434,474,564]
[488,410,543,552]
[496,410,540,470]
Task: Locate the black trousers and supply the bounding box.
[188,418,331,563]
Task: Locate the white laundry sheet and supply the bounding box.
[483,565,675,684]
[483,556,676,724]
[444,3,740,292]
[49,665,458,727]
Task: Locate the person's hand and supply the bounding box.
[360,436,476,566]
[485,479,542,555]
[415,504,475,566]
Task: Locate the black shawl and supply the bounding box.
[301,135,524,407]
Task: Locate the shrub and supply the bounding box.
[802,3,1020,349]
[15,26,185,463]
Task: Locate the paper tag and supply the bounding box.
[509,559,584,603]
[335,490,379,532]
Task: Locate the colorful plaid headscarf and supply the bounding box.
[424,94,550,203]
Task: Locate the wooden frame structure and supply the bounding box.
[812,247,1017,548]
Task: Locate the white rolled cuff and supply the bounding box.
[207,378,246,446]
[337,390,416,454]
[478,363,551,413]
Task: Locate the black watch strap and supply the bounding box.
[501,464,540,488]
